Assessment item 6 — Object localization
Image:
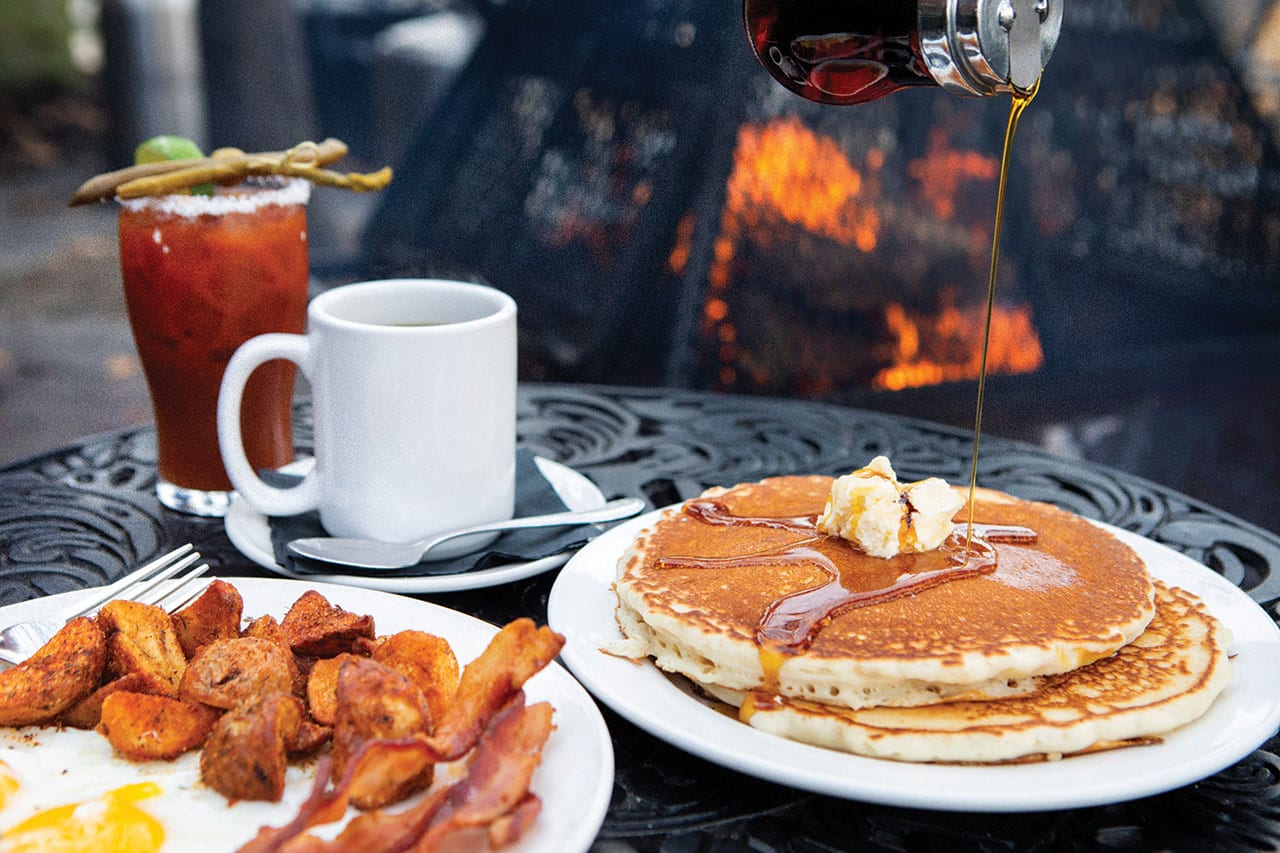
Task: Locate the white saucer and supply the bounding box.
[549,510,1280,812]
[225,456,606,594]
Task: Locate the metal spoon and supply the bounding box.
[286,497,646,570]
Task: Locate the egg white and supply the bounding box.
[0,725,474,851]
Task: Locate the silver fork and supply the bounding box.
[0,544,212,667]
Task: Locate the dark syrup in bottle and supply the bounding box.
[743,0,936,105]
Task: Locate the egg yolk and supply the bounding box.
[0,781,164,853]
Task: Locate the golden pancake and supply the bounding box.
[701,582,1231,763]
[614,476,1156,709]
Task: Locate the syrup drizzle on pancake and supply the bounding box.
[683,499,817,533]
[657,501,1036,721]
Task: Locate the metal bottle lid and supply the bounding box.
[918,0,1063,96]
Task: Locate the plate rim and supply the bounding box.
[548,508,1280,813]
[223,456,605,593]
[0,575,614,852]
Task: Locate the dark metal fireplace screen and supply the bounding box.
[361,0,1280,400]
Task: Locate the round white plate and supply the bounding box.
[0,577,613,851]
[548,509,1280,813]
[225,457,606,593]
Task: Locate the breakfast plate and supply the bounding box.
[548,509,1280,812]
[225,456,607,593]
[0,576,613,851]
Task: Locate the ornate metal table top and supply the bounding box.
[2,383,1278,851]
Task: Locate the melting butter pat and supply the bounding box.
[817,456,965,558]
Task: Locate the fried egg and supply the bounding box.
[0,724,477,852]
[0,727,326,852]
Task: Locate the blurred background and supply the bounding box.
[1,0,1278,531]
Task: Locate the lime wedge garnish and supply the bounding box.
[134,135,213,195]
[135,135,203,163]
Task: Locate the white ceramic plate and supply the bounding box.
[225,457,606,593]
[548,509,1280,813]
[0,577,612,851]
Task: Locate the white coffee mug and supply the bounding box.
[217,278,517,551]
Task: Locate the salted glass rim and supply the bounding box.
[116,177,310,217]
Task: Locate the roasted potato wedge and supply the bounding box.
[280,590,375,656]
[179,636,295,710]
[333,657,433,809]
[200,692,303,802]
[304,652,360,726]
[60,670,171,730]
[98,599,187,694]
[0,616,106,726]
[369,630,460,730]
[287,719,332,757]
[170,578,243,659]
[97,690,220,760]
[242,613,304,695]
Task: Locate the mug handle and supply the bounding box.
[217,333,319,516]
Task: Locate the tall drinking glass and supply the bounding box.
[117,178,310,516]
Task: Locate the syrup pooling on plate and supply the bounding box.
[657,500,1036,721]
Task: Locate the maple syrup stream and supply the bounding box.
[965,80,1040,546]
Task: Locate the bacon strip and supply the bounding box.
[278,787,451,853]
[486,794,542,849]
[237,739,435,853]
[426,619,563,760]
[414,697,555,851]
[238,618,563,853]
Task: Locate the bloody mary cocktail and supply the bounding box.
[117,178,309,516]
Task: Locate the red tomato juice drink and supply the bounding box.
[117,178,309,516]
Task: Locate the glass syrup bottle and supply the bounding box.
[743,0,1063,105]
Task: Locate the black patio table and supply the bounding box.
[2,382,1279,850]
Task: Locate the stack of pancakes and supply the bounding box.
[613,475,1232,763]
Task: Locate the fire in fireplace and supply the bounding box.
[360,0,1280,408]
[686,113,1045,397]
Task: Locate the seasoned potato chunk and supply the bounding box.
[333,657,433,809]
[370,630,460,730]
[0,616,105,726]
[98,599,187,694]
[179,636,294,710]
[243,614,304,696]
[97,691,220,760]
[304,653,360,726]
[200,692,303,802]
[60,671,171,730]
[280,590,375,656]
[170,578,243,659]
[287,719,332,757]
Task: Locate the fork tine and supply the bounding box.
[58,544,195,621]
[140,566,212,612]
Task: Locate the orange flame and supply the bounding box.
[907,129,999,220]
[695,117,1041,394]
[701,117,883,383]
[873,298,1044,391]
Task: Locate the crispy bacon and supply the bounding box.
[277,786,451,853]
[427,619,563,760]
[239,696,554,853]
[238,618,563,853]
[236,739,437,853]
[414,698,554,851]
[486,794,542,849]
